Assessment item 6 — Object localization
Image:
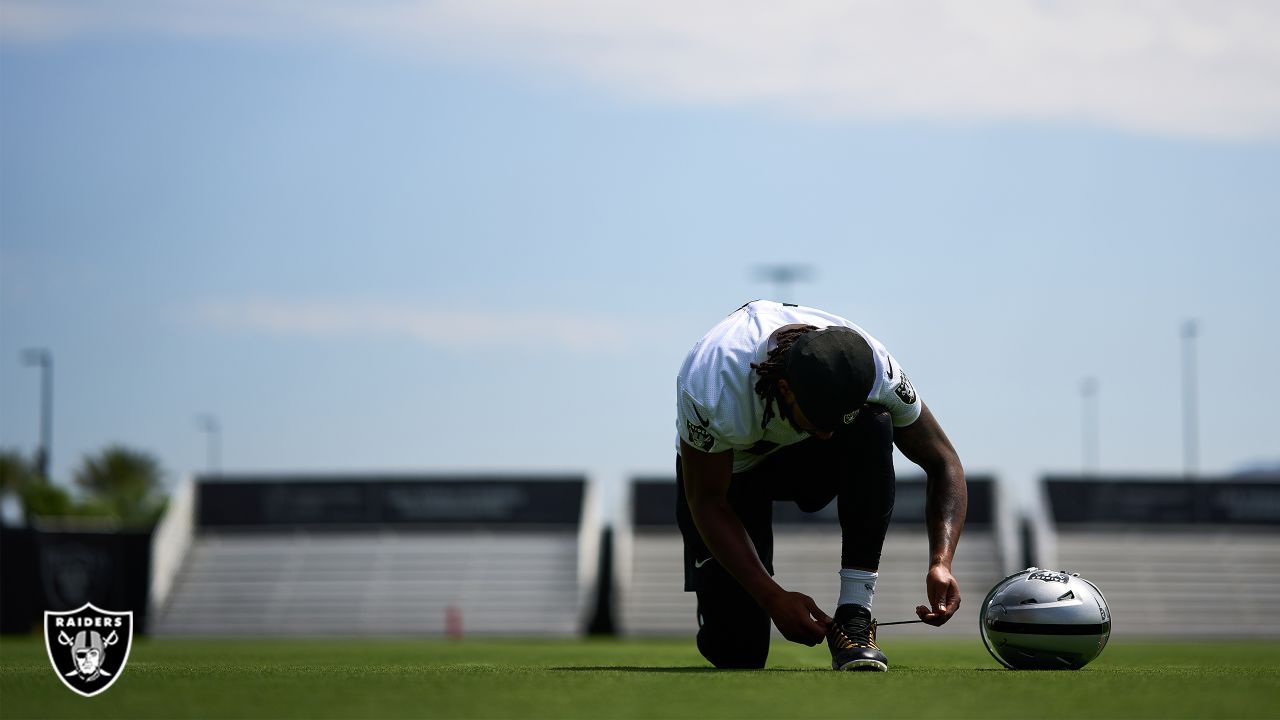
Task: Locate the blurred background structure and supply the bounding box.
[10,468,1278,638]
[2,2,1278,640]
[1034,476,1277,636]
[152,475,599,636]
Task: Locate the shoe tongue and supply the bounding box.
[836,604,871,624]
[835,608,873,637]
[844,616,869,632]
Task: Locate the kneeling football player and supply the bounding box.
[675,300,967,671]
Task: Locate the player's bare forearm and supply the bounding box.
[680,440,831,644]
[687,498,831,644]
[924,461,967,568]
[679,441,782,604]
[686,496,783,604]
[894,404,967,566]
[894,404,966,625]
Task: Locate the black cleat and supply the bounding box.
[827,604,888,671]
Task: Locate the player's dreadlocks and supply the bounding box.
[751,324,818,429]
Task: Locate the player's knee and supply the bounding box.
[697,627,769,669]
[708,654,767,670]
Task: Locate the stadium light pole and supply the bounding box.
[754,264,814,303]
[1181,320,1199,478]
[197,414,222,477]
[1080,377,1099,476]
[20,348,53,479]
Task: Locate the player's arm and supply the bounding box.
[892,402,967,627]
[680,440,832,645]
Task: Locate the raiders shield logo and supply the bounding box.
[894,373,917,405]
[44,603,133,697]
[686,421,716,452]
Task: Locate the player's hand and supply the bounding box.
[764,591,833,646]
[916,564,960,627]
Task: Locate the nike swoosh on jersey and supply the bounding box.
[694,557,714,568]
[689,400,710,427]
[885,355,894,380]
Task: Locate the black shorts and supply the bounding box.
[674,415,886,592]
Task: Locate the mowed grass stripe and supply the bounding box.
[1,637,1278,719]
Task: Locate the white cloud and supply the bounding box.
[195,298,631,352]
[3,0,1278,140]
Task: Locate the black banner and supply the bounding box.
[36,530,151,627]
[0,527,151,635]
[0,527,37,633]
[630,478,677,528]
[1046,476,1280,525]
[632,475,994,528]
[198,475,585,531]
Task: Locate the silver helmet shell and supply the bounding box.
[980,568,1111,670]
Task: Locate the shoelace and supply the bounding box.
[832,616,880,650]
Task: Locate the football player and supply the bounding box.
[675,300,967,671]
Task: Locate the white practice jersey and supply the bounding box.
[676,301,922,473]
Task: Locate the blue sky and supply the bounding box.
[2,2,1278,516]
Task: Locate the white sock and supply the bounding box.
[838,568,878,609]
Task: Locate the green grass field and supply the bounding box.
[2,635,1279,720]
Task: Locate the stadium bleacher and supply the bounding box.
[149,470,1280,641]
[620,473,1010,637]
[152,475,599,636]
[1040,476,1280,637]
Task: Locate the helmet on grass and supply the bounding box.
[980,568,1111,670]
